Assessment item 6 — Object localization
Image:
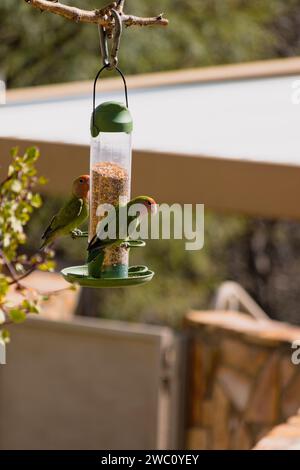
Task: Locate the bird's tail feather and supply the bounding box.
[87,250,105,278]
[39,240,47,250]
[87,247,103,263]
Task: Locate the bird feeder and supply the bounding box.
[61,66,154,288]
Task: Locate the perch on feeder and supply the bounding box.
[61,13,155,288]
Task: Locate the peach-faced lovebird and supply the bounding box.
[41,175,90,249]
[87,195,157,263]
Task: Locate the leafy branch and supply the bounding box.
[0,147,67,342]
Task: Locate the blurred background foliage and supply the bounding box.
[3,1,300,327]
[1,0,300,88]
[26,197,300,328]
[27,197,247,329]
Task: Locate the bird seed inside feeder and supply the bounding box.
[90,161,129,275]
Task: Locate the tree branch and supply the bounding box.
[0,174,13,190]
[122,13,166,28]
[7,250,50,286]
[0,249,21,288]
[8,265,37,286]
[24,0,168,27]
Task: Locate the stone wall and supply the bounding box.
[185,311,300,450]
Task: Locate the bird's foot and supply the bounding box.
[71,229,88,239]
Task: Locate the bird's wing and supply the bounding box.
[88,206,119,251]
[41,215,57,240]
[42,197,84,239]
[88,208,140,253]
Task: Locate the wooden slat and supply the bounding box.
[1,137,300,220]
[7,57,300,104]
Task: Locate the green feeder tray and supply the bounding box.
[61,238,154,287]
[61,265,154,288]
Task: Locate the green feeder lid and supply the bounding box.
[91,101,133,137]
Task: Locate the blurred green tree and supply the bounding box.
[1,0,300,88]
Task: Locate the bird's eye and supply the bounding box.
[79,179,83,183]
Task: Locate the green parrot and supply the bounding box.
[41,175,90,249]
[87,195,157,264]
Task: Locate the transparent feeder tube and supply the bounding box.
[89,132,132,277]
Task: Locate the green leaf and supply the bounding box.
[31,194,42,208]
[0,308,5,324]
[10,216,23,233]
[0,329,10,344]
[3,234,11,248]
[9,308,26,323]
[8,165,15,176]
[24,147,39,163]
[38,260,56,272]
[10,180,22,193]
[38,176,48,185]
[10,147,18,158]
[30,304,40,314]
[0,277,9,300]
[21,299,40,314]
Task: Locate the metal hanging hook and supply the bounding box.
[98,8,123,69]
[92,64,129,133]
[98,26,109,67]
